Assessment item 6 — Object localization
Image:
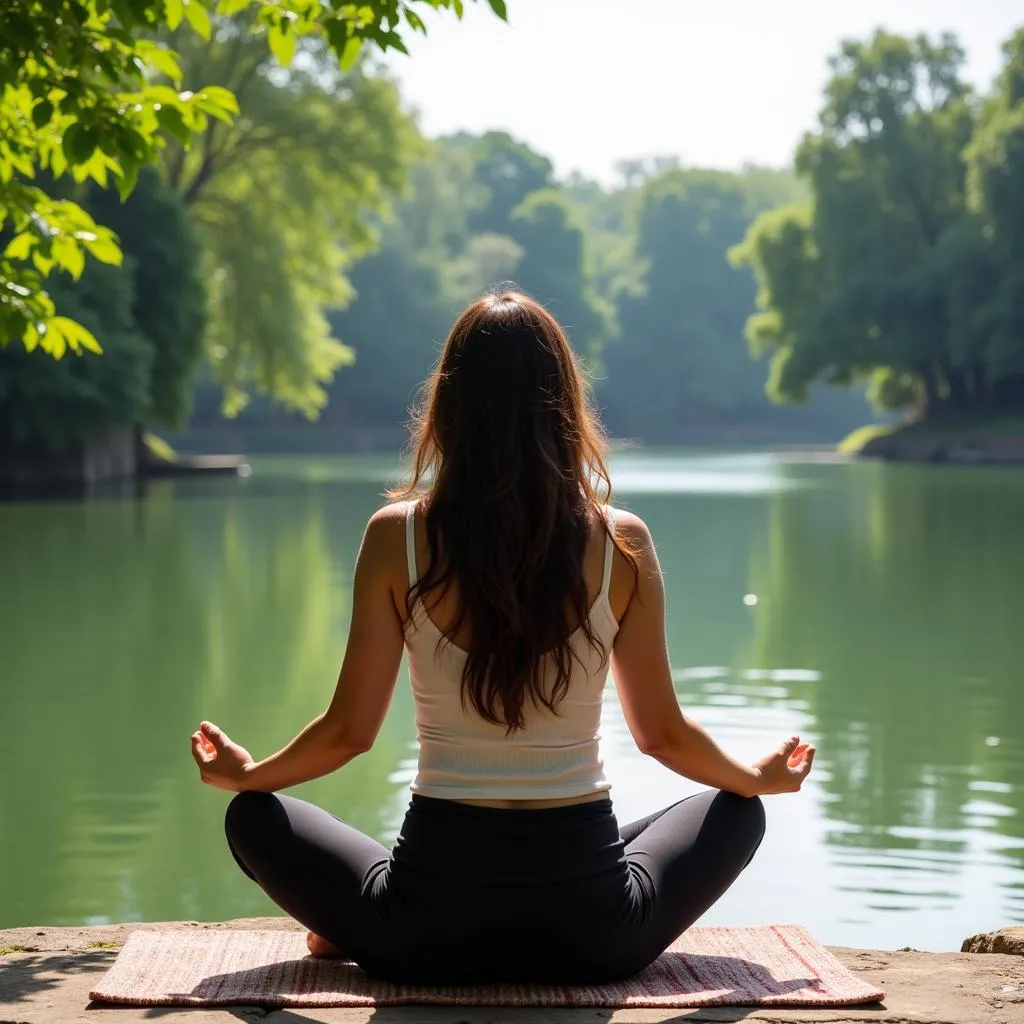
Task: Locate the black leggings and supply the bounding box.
[225,789,765,985]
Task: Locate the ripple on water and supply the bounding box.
[742,668,823,683]
[671,666,730,682]
[968,779,1014,795]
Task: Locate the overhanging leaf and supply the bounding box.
[268,24,297,66]
[165,0,185,30]
[31,100,54,130]
[340,36,363,71]
[50,315,103,354]
[82,231,124,266]
[183,0,212,40]
[3,233,35,261]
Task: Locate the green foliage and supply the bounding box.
[457,131,555,235]
[737,28,1024,419]
[323,135,608,432]
[836,422,896,455]
[0,170,206,452]
[324,141,521,429]
[167,26,420,417]
[446,233,523,300]
[0,0,508,360]
[508,189,611,362]
[602,168,820,439]
[562,172,644,304]
[143,432,178,462]
[189,136,868,448]
[88,169,207,426]
[0,260,152,453]
[326,233,455,429]
[0,2,235,355]
[443,133,609,361]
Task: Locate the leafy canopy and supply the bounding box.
[0,0,508,358]
[165,23,418,417]
[731,30,1018,416]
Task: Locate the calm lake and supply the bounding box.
[2,450,1022,951]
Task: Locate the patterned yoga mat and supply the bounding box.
[88,925,885,1008]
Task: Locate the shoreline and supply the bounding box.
[861,432,1024,465]
[843,418,1024,466]
[1,918,1020,1024]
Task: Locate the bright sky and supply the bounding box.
[388,0,1022,183]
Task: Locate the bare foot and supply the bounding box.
[306,931,346,959]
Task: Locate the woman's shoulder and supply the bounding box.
[605,505,653,550]
[368,499,415,528]
[360,501,416,559]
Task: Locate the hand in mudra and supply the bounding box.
[191,721,255,791]
[752,736,815,795]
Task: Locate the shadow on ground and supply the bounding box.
[1,950,114,1003]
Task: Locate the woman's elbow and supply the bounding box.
[323,722,376,760]
[633,717,689,759]
[635,731,674,759]
[336,733,374,758]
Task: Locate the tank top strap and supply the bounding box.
[405,500,418,588]
[600,506,616,599]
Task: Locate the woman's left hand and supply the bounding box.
[191,721,256,792]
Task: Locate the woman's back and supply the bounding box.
[403,499,620,804]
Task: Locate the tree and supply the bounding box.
[324,238,456,430]
[602,168,824,440]
[325,142,522,431]
[563,173,645,317]
[0,0,509,358]
[89,169,206,426]
[446,134,610,363]
[507,189,611,362]
[732,30,1024,418]
[455,131,554,236]
[183,137,868,448]
[0,170,206,453]
[0,260,150,453]
[164,22,420,417]
[963,29,1024,407]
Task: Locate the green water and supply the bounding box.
[2,451,1022,950]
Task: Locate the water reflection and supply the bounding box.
[0,472,409,925]
[745,460,1024,931]
[1,451,1021,949]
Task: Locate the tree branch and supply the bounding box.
[178,45,270,207]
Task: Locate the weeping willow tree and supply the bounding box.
[164,17,422,417]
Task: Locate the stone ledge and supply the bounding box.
[961,928,1024,956]
[1,918,1022,1024]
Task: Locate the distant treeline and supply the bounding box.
[13,21,1024,457]
[185,136,869,449]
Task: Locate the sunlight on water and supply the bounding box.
[610,452,804,495]
[2,450,1023,952]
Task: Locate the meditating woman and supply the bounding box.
[190,292,814,985]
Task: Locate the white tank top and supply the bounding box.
[404,501,619,800]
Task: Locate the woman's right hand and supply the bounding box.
[752,736,815,795]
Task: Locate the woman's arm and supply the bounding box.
[610,512,813,798]
[192,506,407,793]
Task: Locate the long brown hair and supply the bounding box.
[390,291,636,732]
